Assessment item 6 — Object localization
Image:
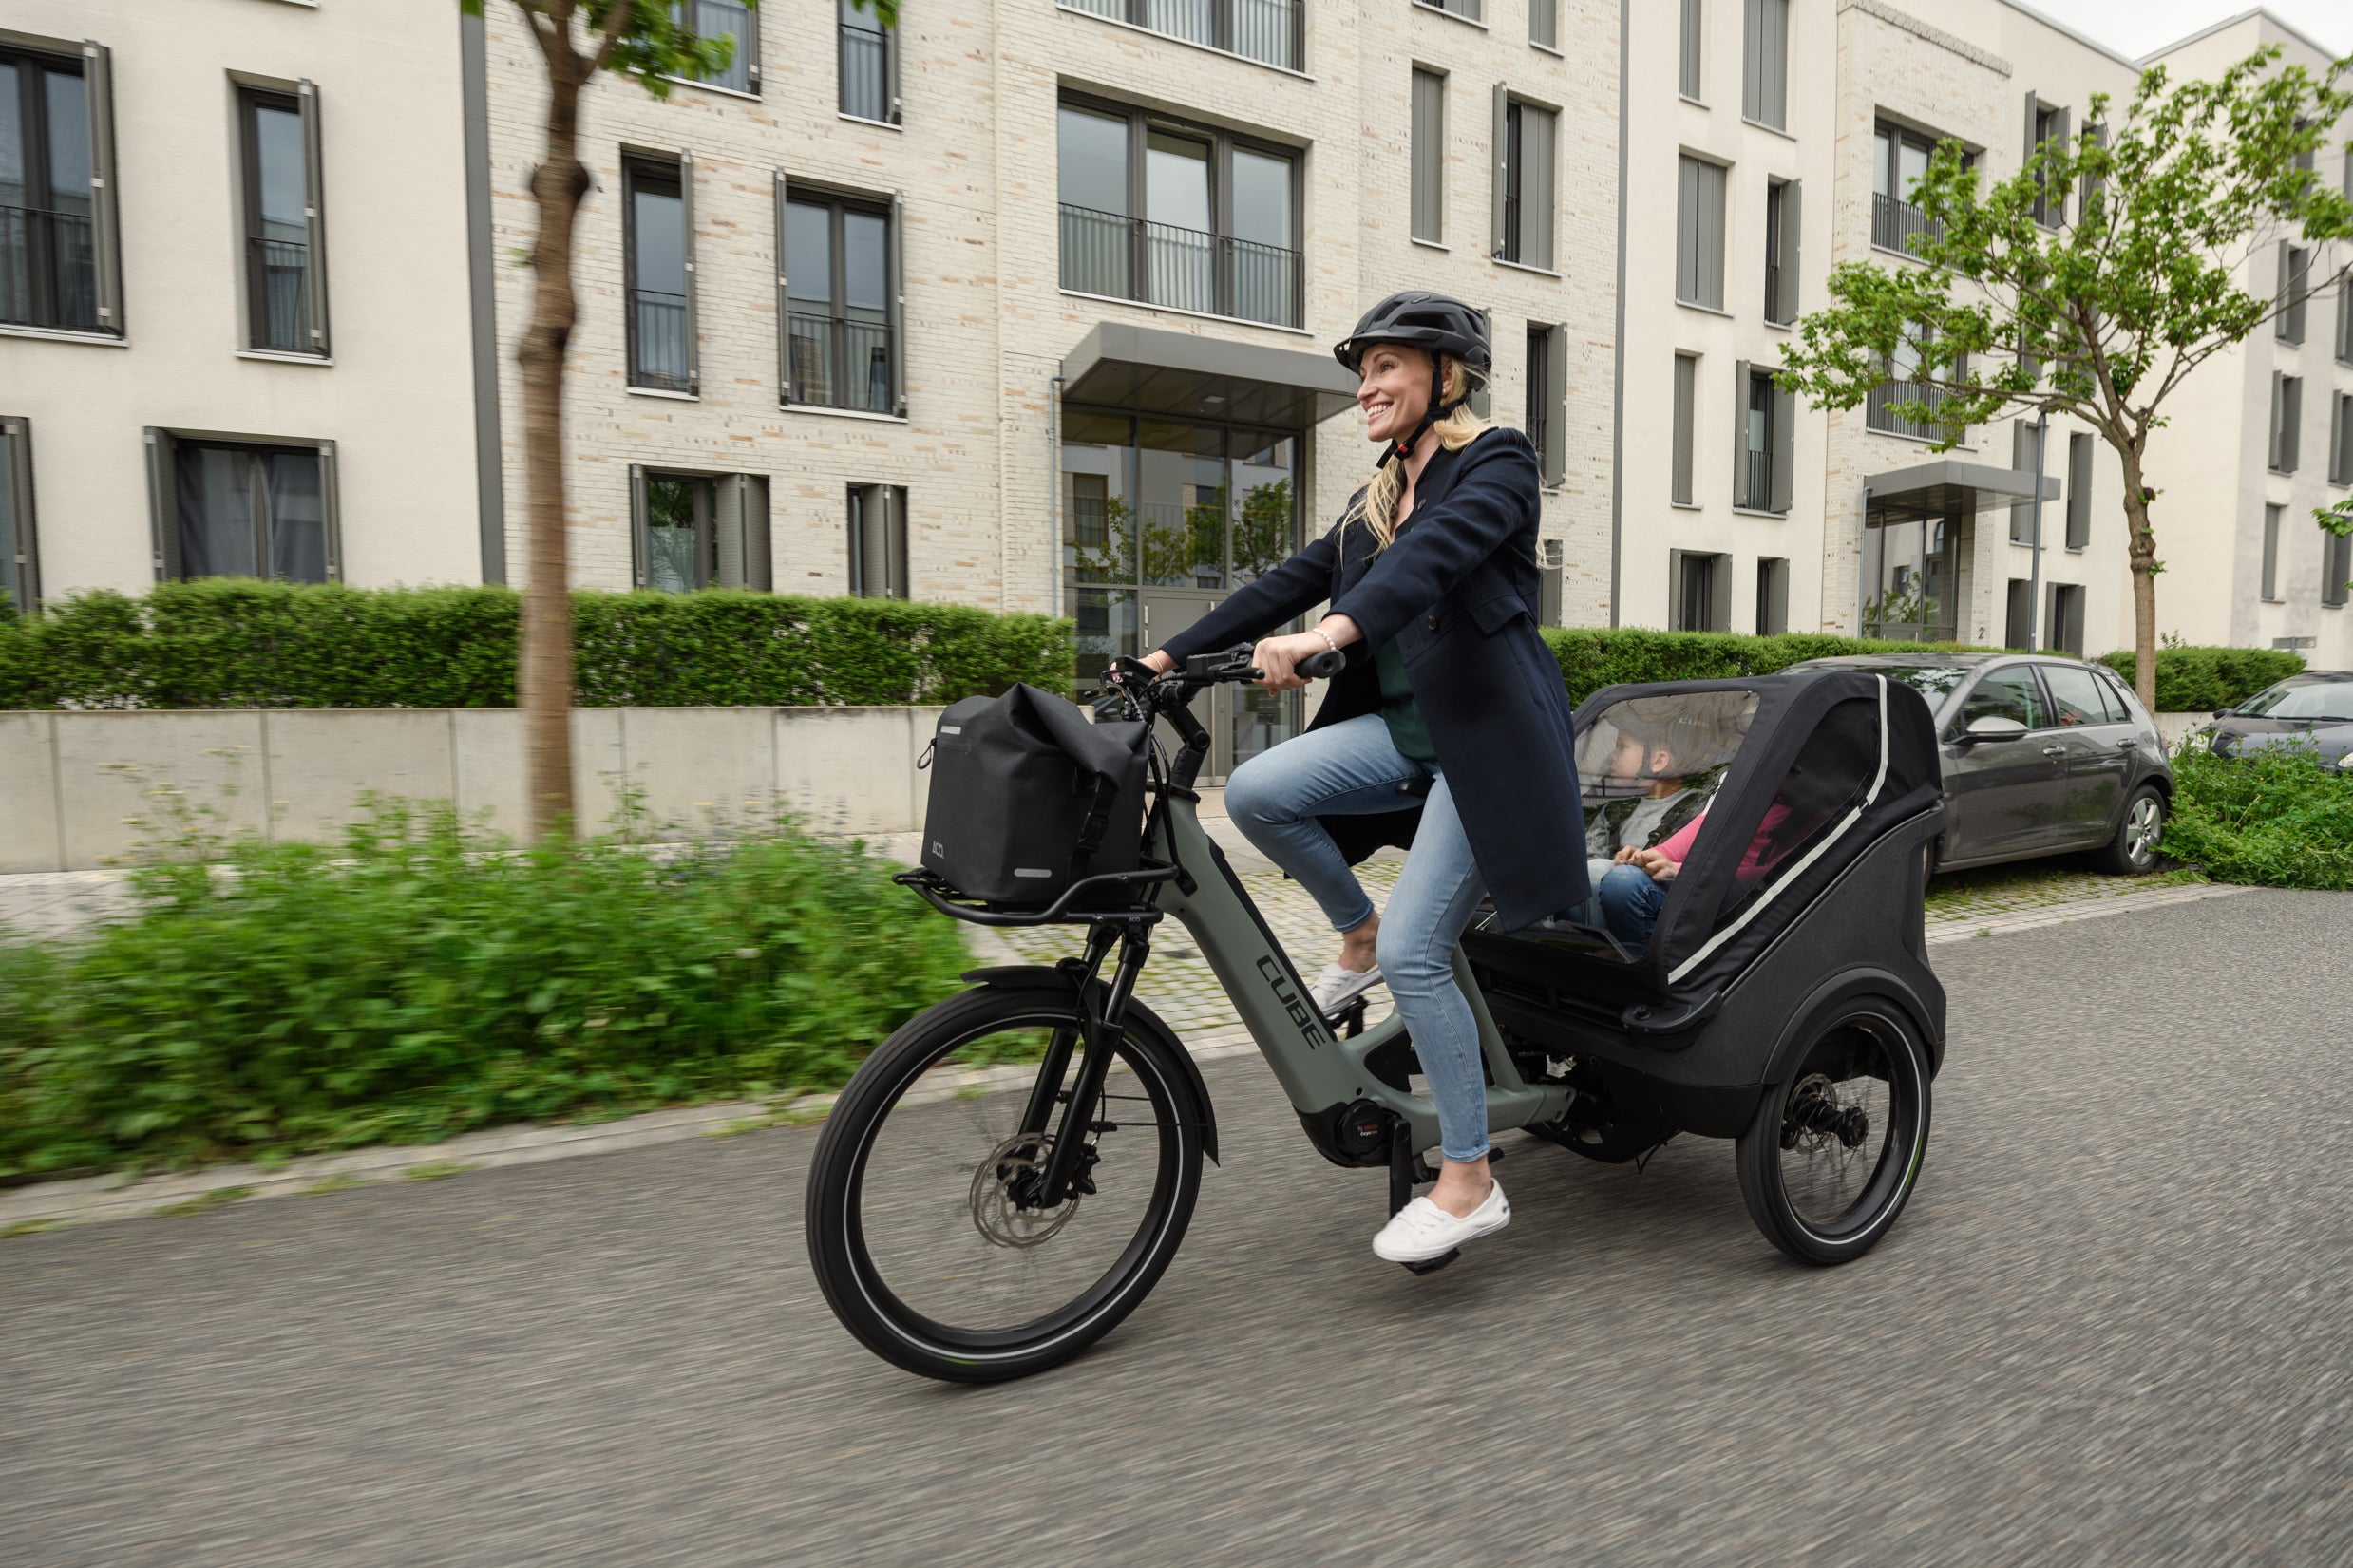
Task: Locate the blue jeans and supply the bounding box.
[1594,862,1668,950]
[1224,714,1495,1163]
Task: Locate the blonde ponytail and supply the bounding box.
[1346,355,1492,552]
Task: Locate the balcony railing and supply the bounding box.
[1740,449,1773,509]
[1870,192,1941,255]
[631,288,693,391]
[1060,0,1301,72]
[1059,203,1300,329]
[839,23,892,121]
[788,310,894,412]
[250,238,312,352]
[0,205,98,331]
[1866,378,1957,440]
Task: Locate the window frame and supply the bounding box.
[1755,556,1788,634]
[837,0,899,124]
[2023,91,2070,229]
[2276,241,2308,345]
[1732,359,1792,514]
[2064,430,2092,551]
[1669,548,1731,632]
[623,150,698,395]
[0,38,122,339]
[629,464,771,591]
[141,425,342,584]
[667,0,761,98]
[779,176,905,417]
[233,76,330,358]
[1526,321,1566,487]
[1492,86,1558,273]
[1670,351,1698,506]
[1674,152,1727,311]
[1410,66,1445,246]
[0,415,35,613]
[2268,371,2301,474]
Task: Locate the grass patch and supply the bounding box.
[401,1161,475,1183]
[1925,859,2202,914]
[0,1219,67,1239]
[299,1172,371,1198]
[156,1185,254,1217]
[2167,746,2353,890]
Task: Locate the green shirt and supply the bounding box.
[1373,640,1437,762]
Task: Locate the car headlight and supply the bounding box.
[2339,752,2353,770]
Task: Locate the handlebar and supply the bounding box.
[1095,643,1345,722]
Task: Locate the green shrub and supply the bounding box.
[1540,627,1981,707]
[0,580,1071,710]
[2164,745,2353,891]
[2095,645,2306,713]
[0,801,970,1178]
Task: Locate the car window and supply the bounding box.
[2041,666,2116,727]
[1957,665,2050,731]
[1877,665,1972,708]
[2236,680,2353,722]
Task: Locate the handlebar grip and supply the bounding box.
[1298,648,1347,680]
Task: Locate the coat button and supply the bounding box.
[1424,614,1440,631]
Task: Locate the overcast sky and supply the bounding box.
[2021,1,2348,60]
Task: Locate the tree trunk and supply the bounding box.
[517,52,589,840]
[2117,443,2160,715]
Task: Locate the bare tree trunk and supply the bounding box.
[517,34,589,840]
[2118,443,2160,715]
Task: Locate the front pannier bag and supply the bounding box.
[920,684,1150,906]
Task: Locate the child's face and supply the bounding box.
[1610,732,1684,792]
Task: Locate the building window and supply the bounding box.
[1671,352,1697,505]
[2268,372,2301,474]
[1866,327,1964,439]
[1763,177,1798,325]
[1528,0,1557,50]
[1494,92,1556,271]
[1740,0,1787,132]
[674,0,758,95]
[2046,582,2084,655]
[2339,278,2353,365]
[783,183,901,415]
[1063,0,1302,72]
[1671,549,1728,631]
[1414,0,1482,23]
[1411,67,1444,245]
[1526,322,1565,487]
[1871,122,1945,255]
[144,429,337,583]
[625,154,695,393]
[629,468,771,592]
[1755,556,1788,634]
[1675,154,1725,310]
[1734,360,1791,513]
[1679,0,1702,100]
[838,0,896,123]
[848,483,909,598]
[1055,97,1300,329]
[2262,503,2282,601]
[1,42,121,337]
[2065,431,2092,550]
[237,82,328,356]
[2325,522,2352,610]
[2024,93,2069,227]
[2276,242,2308,345]
[1,416,34,613]
[2331,391,2353,487]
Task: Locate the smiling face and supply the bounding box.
[1357,344,1435,445]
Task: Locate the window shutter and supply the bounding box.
[1520,104,1555,271]
[1780,178,1801,320]
[1675,158,1698,302]
[2066,432,2093,548]
[1698,160,1724,308]
[144,427,178,581]
[1,418,37,612]
[888,190,906,417]
[888,486,910,597]
[1770,371,1793,513]
[2049,106,2070,222]
[2332,392,2349,485]
[2022,91,2040,165]
[1731,359,1751,506]
[1490,84,1509,260]
[1671,354,1696,505]
[773,170,791,405]
[2078,121,2106,219]
[745,474,772,591]
[297,80,331,354]
[84,42,124,335]
[1542,323,1566,486]
[1679,0,1701,99]
[2282,377,2300,472]
[2269,371,2285,470]
[678,150,699,395]
[316,440,343,581]
[745,6,762,94]
[1740,0,1760,121]
[715,474,746,589]
[629,463,651,588]
[1411,69,1444,245]
[887,14,902,124]
[1668,550,1686,631]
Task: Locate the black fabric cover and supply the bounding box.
[1468,669,1941,1006]
[919,684,1149,907]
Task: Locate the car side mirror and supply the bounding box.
[2212,708,2233,719]
[1957,715,2030,745]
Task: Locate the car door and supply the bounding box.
[2039,662,2135,846]
[1941,663,2070,862]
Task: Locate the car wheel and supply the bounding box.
[2092,785,2165,876]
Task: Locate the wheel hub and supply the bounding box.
[1781,1073,1870,1153]
[971,1133,1085,1248]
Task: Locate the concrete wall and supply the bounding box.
[0,707,943,873]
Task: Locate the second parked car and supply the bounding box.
[2193,671,2353,770]
[1785,653,2173,875]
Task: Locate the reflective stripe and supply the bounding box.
[1669,676,1889,986]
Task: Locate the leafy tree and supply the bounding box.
[1776,46,2352,710]
[458,0,890,837]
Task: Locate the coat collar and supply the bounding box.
[1394,437,1466,540]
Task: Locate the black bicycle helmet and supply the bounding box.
[1333,292,1491,469]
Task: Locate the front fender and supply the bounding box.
[958,966,1220,1162]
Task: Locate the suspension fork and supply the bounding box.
[1029,918,1154,1207]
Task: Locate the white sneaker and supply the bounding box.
[1308,960,1381,1016]
[1372,1181,1511,1264]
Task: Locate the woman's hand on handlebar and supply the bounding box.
[1251,616,1359,690]
[1140,650,1177,676]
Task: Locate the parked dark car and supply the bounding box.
[1784,653,2173,874]
[2193,671,2353,770]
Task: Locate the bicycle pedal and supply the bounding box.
[1400,1248,1461,1276]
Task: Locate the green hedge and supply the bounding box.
[2167,745,2353,891]
[0,580,1072,709]
[0,802,970,1179]
[2095,645,2306,713]
[1540,628,1982,707]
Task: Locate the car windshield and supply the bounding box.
[2235,680,2353,722]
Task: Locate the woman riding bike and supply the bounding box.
[1137,291,1587,1267]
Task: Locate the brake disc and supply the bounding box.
[970,1132,1082,1249]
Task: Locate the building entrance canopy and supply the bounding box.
[1862,457,2059,525]
[1858,458,2060,646]
[1059,321,1360,427]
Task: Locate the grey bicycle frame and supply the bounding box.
[1142,747,1575,1158]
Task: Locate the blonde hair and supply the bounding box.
[1347,354,1492,552]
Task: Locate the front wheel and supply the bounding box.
[805,984,1205,1383]
[2092,784,2166,876]
[1736,1001,1931,1265]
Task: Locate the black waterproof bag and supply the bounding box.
[919,684,1150,907]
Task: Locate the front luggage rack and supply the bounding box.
[892,863,1179,927]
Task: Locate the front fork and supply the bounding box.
[1015,918,1154,1209]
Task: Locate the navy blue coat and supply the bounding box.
[1161,426,1588,931]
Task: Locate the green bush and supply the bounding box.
[2095,645,2306,713]
[1540,627,1981,707]
[0,580,1071,709]
[0,802,970,1178]
[2164,744,2353,891]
